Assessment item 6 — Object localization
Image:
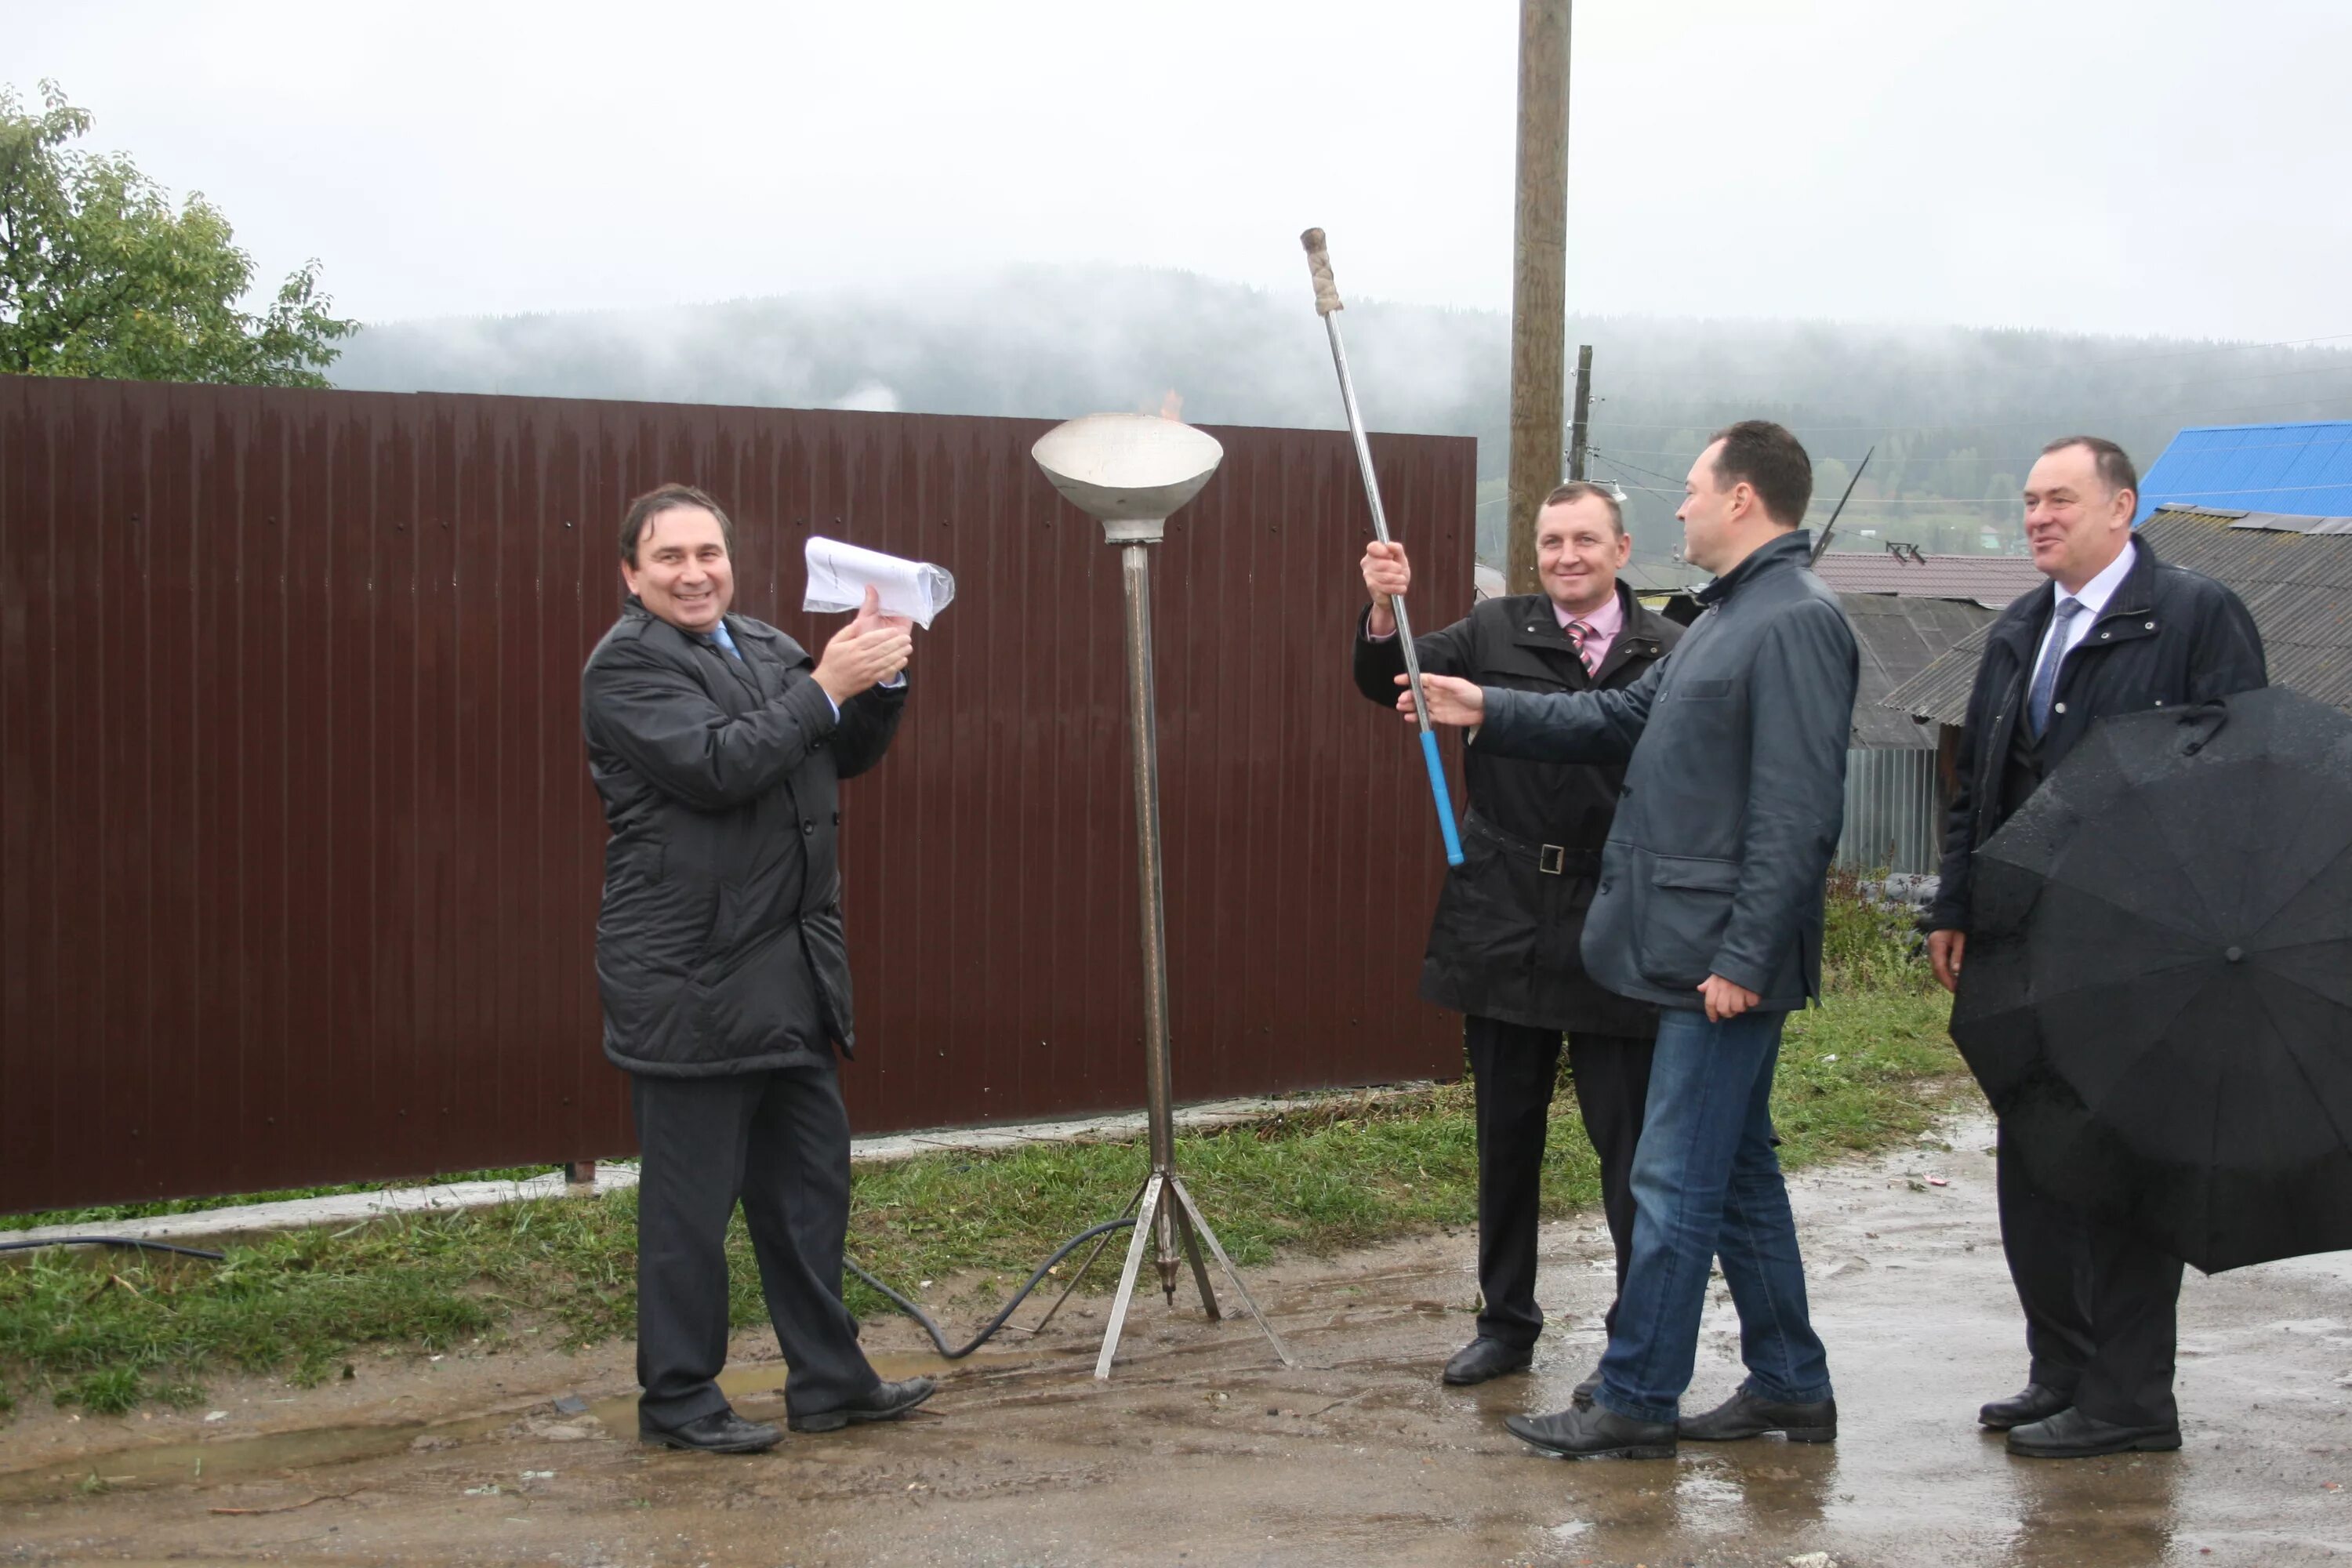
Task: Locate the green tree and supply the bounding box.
[0,81,354,386]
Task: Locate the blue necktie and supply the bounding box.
[2027,597,2082,737]
[708,622,744,662]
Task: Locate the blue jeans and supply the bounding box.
[1593,1006,1832,1424]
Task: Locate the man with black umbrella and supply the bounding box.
[1924,435,2267,1458]
[1354,481,1682,1392]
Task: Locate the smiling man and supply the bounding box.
[1924,436,2265,1458]
[1354,481,1682,1396]
[1408,422,1857,1461]
[583,483,931,1454]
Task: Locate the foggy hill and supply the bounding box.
[331,265,2352,565]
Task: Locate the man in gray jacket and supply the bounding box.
[1410,422,1859,1459]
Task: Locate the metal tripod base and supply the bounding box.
[1093,1171,1294,1380]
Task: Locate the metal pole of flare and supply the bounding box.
[1298,227,1465,868]
[1028,413,1295,1381]
[1118,541,1186,1301]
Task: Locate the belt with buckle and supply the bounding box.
[1462,813,1600,877]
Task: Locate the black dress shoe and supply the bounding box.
[639,1408,782,1454]
[1443,1337,1534,1386]
[2006,1406,2180,1458]
[1504,1403,1677,1460]
[787,1375,938,1433]
[1977,1381,2072,1431]
[1679,1386,1837,1443]
[1570,1366,1602,1408]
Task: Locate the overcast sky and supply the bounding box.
[16,0,2349,342]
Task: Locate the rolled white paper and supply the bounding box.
[802,535,956,629]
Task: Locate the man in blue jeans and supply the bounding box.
[1410,421,1858,1458]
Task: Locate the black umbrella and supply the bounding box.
[1951,686,2352,1272]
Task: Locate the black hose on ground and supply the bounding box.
[846,1217,1135,1361]
[4,1224,1134,1363]
[0,1236,227,1261]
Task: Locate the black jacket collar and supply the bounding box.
[1989,535,2160,660]
[1694,528,1813,608]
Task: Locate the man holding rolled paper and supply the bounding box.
[1354,481,1682,1393]
[583,483,931,1454]
[1409,422,1857,1460]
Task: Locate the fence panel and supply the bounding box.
[0,376,1475,1211]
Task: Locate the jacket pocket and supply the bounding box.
[1636,852,1742,992]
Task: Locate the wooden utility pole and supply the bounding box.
[1566,343,1593,481]
[1506,0,1572,594]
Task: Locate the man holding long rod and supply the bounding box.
[1355,485,1681,1394]
[1410,423,1856,1461]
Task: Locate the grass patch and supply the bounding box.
[0,889,1959,1415]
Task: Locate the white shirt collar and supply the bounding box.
[2054,538,2136,619]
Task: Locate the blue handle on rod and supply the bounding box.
[1419,731,1465,867]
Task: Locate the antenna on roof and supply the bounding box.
[1809,445,1874,565]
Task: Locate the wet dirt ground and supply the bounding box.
[6,1112,2351,1567]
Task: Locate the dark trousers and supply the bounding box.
[1466,1014,1653,1348]
[1997,1122,2184,1428]
[631,1061,880,1428]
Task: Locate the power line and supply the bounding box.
[1588,394,2352,434]
[1567,330,2352,390]
[1589,452,2352,506]
[1581,439,2352,463]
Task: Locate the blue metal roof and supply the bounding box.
[2135,421,2352,524]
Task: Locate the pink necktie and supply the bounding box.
[1568,620,1595,675]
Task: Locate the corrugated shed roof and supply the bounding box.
[2134,421,2352,524]
[1842,593,1995,748]
[1814,550,2045,607]
[1882,505,2352,723]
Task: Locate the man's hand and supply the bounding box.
[1397,671,1485,728]
[1362,540,1410,638]
[1697,974,1760,1024]
[1927,929,1965,994]
[814,585,914,704]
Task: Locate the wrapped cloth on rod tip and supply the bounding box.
[803,535,956,627]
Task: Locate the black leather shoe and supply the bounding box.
[1977,1381,2072,1431]
[639,1408,782,1454]
[1679,1386,1837,1443]
[1443,1337,1534,1386]
[1504,1403,1677,1460]
[2006,1406,2180,1458]
[787,1375,938,1433]
[1570,1366,1602,1408]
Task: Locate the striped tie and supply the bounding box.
[1567,619,1596,675]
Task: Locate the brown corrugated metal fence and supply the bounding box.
[0,376,1473,1212]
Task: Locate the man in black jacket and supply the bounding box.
[1354,481,1682,1392]
[1411,422,1857,1460]
[1924,436,2267,1459]
[583,484,933,1454]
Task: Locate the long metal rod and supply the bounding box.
[1319,315,1433,724]
[1302,229,1464,866]
[1119,543,1181,1301]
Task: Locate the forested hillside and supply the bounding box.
[332,266,2352,565]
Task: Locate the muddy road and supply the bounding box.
[7,1113,2351,1566]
